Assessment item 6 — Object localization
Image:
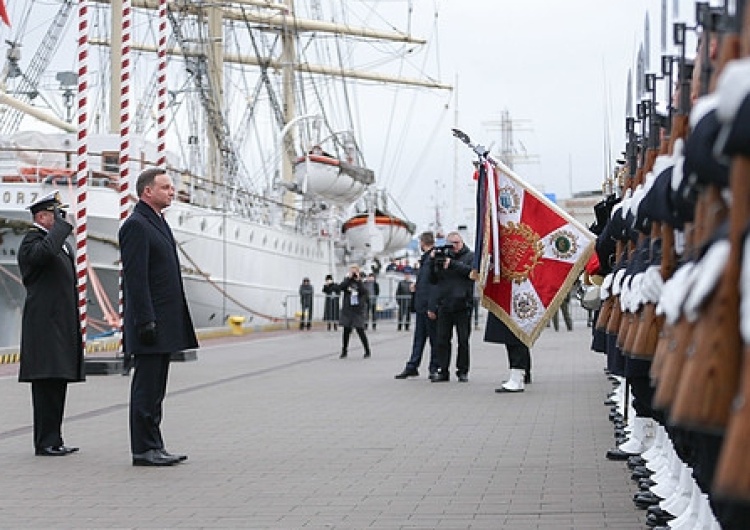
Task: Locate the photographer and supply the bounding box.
[337,265,371,359]
[428,232,475,382]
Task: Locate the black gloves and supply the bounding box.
[137,321,157,345]
[53,206,67,222]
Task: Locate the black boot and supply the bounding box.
[340,348,347,359]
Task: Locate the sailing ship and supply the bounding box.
[0,0,450,346]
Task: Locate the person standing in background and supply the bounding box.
[338,265,371,359]
[396,273,413,331]
[299,277,314,330]
[18,191,85,457]
[363,272,379,330]
[429,231,475,383]
[322,274,340,331]
[394,231,439,379]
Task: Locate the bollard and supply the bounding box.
[227,315,246,335]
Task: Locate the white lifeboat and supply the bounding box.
[343,210,415,256]
[294,151,374,206]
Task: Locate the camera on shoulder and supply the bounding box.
[433,244,453,267]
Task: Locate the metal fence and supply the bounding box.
[283,293,596,330]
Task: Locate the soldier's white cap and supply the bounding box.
[27,190,68,215]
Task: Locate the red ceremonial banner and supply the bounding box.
[475,163,595,347]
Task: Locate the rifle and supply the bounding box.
[712,0,750,500]
[669,3,744,433]
[630,51,692,360]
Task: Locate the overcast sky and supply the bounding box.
[360,0,700,233]
[1,0,700,235]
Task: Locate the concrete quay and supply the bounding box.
[0,322,644,529]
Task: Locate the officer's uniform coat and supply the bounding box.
[119,201,198,354]
[18,218,84,382]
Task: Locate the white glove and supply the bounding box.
[715,57,750,123]
[640,265,664,304]
[620,189,633,220]
[690,93,720,128]
[600,273,614,299]
[627,273,645,313]
[682,240,730,322]
[657,262,695,324]
[619,276,632,312]
[612,268,627,296]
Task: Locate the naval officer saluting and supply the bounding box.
[119,168,198,467]
[18,190,85,456]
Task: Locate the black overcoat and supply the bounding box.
[484,312,525,347]
[338,276,368,329]
[119,201,198,354]
[322,283,340,321]
[18,218,85,382]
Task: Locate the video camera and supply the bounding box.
[433,244,454,268]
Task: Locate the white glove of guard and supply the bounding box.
[619,276,632,312]
[670,139,686,192]
[600,273,614,300]
[715,57,750,123]
[627,273,645,313]
[657,262,695,324]
[682,240,730,322]
[640,265,664,304]
[612,268,627,296]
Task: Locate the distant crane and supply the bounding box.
[0,0,75,134]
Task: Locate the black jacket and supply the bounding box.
[18,218,85,383]
[428,244,475,313]
[119,201,199,354]
[411,248,434,313]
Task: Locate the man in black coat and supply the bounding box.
[394,231,438,379]
[428,232,475,382]
[18,191,85,456]
[120,168,199,467]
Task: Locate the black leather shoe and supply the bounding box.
[628,455,646,469]
[646,511,674,527]
[428,371,438,380]
[431,374,449,382]
[159,448,187,462]
[457,373,469,382]
[394,369,419,379]
[35,445,79,456]
[633,491,662,508]
[363,352,371,358]
[339,351,347,359]
[524,372,532,384]
[631,465,653,480]
[132,449,181,467]
[606,447,638,461]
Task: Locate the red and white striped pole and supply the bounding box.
[75,0,90,349]
[117,0,133,340]
[157,0,168,166]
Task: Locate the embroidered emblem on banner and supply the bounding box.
[500,221,543,284]
[549,229,579,260]
[513,291,539,321]
[498,185,521,214]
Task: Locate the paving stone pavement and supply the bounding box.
[0,321,645,529]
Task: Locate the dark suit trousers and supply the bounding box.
[507,344,531,372]
[130,353,171,454]
[436,308,471,376]
[31,379,67,449]
[405,311,438,373]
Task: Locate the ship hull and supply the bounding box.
[0,182,339,347]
